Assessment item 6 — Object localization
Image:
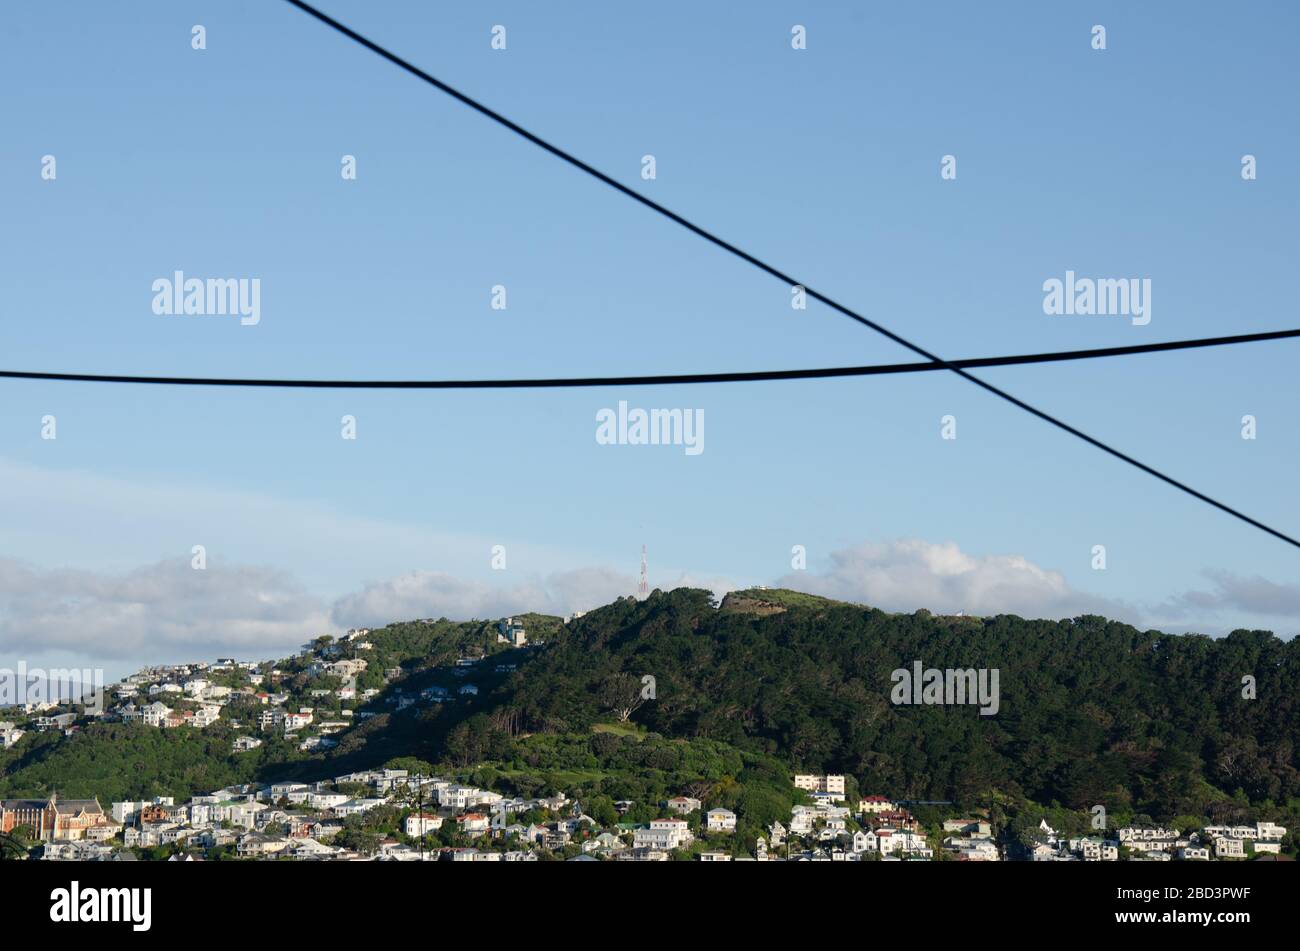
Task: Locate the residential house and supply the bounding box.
[237,832,290,857]
[705,808,737,833]
[141,702,172,728]
[859,795,895,814]
[1214,837,1246,859]
[406,814,444,837]
[633,819,692,851]
[0,723,25,749]
[334,799,386,818]
[666,796,702,815]
[943,818,992,837]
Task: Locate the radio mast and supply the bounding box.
[637,545,649,600]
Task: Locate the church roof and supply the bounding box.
[1,793,103,815]
[54,799,104,815]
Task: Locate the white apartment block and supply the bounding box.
[1118,826,1178,842]
[1255,821,1286,840]
[405,814,444,837]
[859,795,895,814]
[793,774,846,802]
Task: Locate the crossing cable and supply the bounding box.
[282,0,1300,551]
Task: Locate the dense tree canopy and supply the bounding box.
[3,587,1296,831]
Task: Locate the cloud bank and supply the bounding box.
[0,556,330,664]
[1154,569,1300,626]
[2,540,1293,676]
[777,539,1132,622]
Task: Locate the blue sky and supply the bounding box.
[1,1,1298,679]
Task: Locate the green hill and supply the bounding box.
[3,587,1298,833]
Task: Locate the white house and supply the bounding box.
[852,830,877,853]
[705,808,737,833]
[141,701,172,727]
[1081,839,1119,862]
[283,711,313,733]
[1256,821,1287,841]
[438,785,489,810]
[634,819,692,851]
[335,798,386,817]
[666,796,701,814]
[405,813,444,837]
[216,801,266,830]
[191,705,221,728]
[307,792,349,810]
[789,806,817,835]
[1214,837,1246,859]
[879,829,929,856]
[237,832,290,857]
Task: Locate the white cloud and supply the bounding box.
[2,534,1289,681]
[775,538,1133,622]
[1158,569,1300,622]
[0,556,330,667]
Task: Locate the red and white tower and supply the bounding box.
[637,545,649,600]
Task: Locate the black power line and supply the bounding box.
[283,0,1300,552]
[4,326,1298,389]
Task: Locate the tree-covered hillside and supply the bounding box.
[2,587,1296,830]
[482,588,1300,820]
